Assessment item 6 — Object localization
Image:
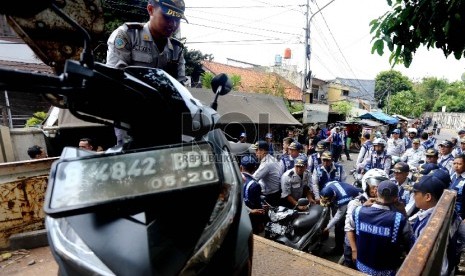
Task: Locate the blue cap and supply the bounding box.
[240,132,246,137]
[413,173,446,199]
[392,129,400,134]
[378,180,398,197]
[418,163,439,175]
[265,133,273,139]
[240,155,258,167]
[320,186,336,198]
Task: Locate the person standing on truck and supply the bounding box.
[106,0,187,145]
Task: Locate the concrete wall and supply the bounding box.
[424,112,465,131]
[0,127,47,162]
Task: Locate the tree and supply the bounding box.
[331,101,353,119]
[370,0,465,67]
[25,111,47,127]
[432,81,465,112]
[413,77,448,111]
[184,48,214,86]
[387,90,425,118]
[200,72,214,89]
[375,70,413,108]
[230,75,242,91]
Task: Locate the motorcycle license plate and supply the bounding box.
[44,142,219,216]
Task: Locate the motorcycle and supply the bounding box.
[350,168,363,189]
[0,2,253,275]
[264,198,330,254]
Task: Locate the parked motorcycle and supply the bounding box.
[264,198,330,254]
[0,2,253,275]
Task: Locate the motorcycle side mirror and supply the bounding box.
[210,73,232,111]
[0,0,53,17]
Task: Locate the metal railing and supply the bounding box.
[397,189,457,276]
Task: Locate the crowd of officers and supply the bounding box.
[240,125,465,276]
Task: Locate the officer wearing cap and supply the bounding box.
[427,129,437,148]
[425,148,439,165]
[279,141,305,176]
[307,141,326,175]
[107,0,186,81]
[280,157,315,210]
[386,129,406,158]
[238,132,247,143]
[401,138,425,169]
[264,133,275,156]
[107,0,187,145]
[348,180,414,275]
[311,151,346,201]
[251,141,281,206]
[240,155,265,234]
[411,171,463,275]
[391,162,416,216]
[438,140,455,175]
[404,128,418,149]
[320,181,362,256]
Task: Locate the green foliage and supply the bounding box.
[230,74,242,90]
[375,70,413,107]
[432,81,465,112]
[286,101,303,114]
[201,72,214,89]
[330,101,353,118]
[25,111,47,127]
[370,0,465,67]
[386,90,425,118]
[413,77,449,111]
[184,48,214,77]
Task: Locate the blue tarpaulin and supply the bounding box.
[358,111,399,125]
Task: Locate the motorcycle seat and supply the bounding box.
[292,204,324,231]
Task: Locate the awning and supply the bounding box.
[341,119,383,127]
[358,111,398,125]
[43,88,301,128]
[186,88,301,126]
[392,114,413,122]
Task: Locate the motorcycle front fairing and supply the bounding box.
[45,129,251,275]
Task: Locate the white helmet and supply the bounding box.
[361,168,389,192]
[372,138,386,147]
[407,128,417,134]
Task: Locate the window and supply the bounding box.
[342,90,349,96]
[312,87,319,99]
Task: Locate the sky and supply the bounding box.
[181,0,465,83]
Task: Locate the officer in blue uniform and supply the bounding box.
[450,154,465,219]
[390,162,416,216]
[279,141,305,176]
[307,141,325,175]
[348,180,414,275]
[311,151,345,201]
[320,181,362,255]
[240,155,265,234]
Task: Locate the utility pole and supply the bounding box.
[302,0,336,123]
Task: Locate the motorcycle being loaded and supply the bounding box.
[0,1,253,275]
